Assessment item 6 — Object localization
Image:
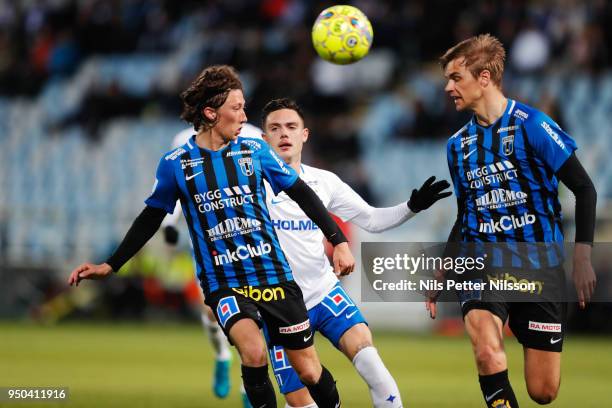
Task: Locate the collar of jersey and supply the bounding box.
[469,98,513,130]
[191,136,234,156]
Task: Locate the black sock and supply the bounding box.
[241,365,276,408]
[479,369,519,408]
[305,365,340,408]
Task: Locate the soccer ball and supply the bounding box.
[311,5,373,65]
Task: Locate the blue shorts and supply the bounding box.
[264,282,367,394]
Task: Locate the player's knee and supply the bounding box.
[474,344,505,372]
[294,364,323,386]
[238,343,267,366]
[339,323,373,359]
[528,389,558,404]
[527,382,559,404]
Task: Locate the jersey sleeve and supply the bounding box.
[145,155,179,213]
[325,171,369,221]
[258,142,299,194]
[524,111,577,172]
[161,200,182,227]
[326,171,414,231]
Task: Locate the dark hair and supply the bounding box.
[180,65,243,132]
[440,34,506,87]
[261,98,306,129]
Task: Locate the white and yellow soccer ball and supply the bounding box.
[311,5,373,65]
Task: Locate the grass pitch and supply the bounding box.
[0,322,610,407]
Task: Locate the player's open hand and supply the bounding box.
[572,244,596,309]
[68,262,113,287]
[408,176,452,213]
[333,242,355,276]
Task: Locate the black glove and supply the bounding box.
[163,225,179,245]
[407,176,452,213]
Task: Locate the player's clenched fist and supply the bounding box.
[68,262,113,286]
[332,242,355,276]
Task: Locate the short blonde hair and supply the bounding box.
[440,34,506,86]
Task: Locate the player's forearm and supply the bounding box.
[350,203,415,233]
[106,206,167,272]
[574,242,592,262]
[284,178,347,246]
[573,183,597,244]
[557,154,597,244]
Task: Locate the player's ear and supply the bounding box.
[302,127,309,143]
[480,70,491,87]
[203,107,217,121]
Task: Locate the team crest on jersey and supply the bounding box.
[238,157,254,176]
[502,135,514,156]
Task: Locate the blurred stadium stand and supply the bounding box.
[1,0,611,324]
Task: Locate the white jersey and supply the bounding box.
[265,164,414,309]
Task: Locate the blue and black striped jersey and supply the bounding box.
[447,99,577,267]
[146,136,297,295]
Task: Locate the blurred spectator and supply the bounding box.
[58,80,147,140]
[570,22,607,73]
[47,29,80,77]
[1,0,610,108]
[30,24,55,75]
[510,22,550,73]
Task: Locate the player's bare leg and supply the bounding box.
[229,319,275,407]
[465,310,506,374]
[465,309,519,407]
[283,323,402,408]
[285,346,341,408]
[338,323,402,407]
[523,348,561,404]
[285,346,322,384]
[200,304,233,398]
[284,388,316,407]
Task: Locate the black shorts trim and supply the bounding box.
[461,300,565,352]
[205,280,314,350]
